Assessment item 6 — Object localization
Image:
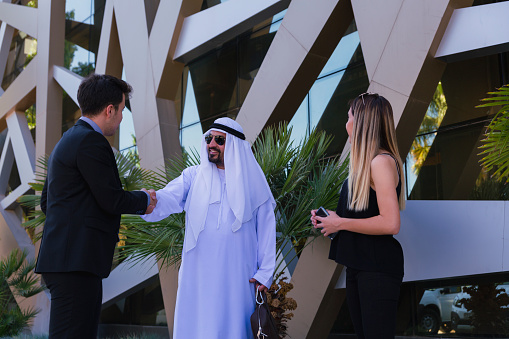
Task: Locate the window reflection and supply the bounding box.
[407,54,504,200]
[65,0,94,24]
[406,83,447,193]
[1,31,35,91]
[200,0,230,11]
[100,277,168,328]
[188,40,238,129]
[181,122,205,156]
[416,282,509,336]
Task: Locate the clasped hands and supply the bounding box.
[310,209,341,237]
[141,188,157,214]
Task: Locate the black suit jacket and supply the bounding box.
[35,119,148,278]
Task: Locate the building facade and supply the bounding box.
[1,0,509,337]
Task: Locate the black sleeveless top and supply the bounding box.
[328,154,404,276]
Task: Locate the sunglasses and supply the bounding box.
[205,135,226,146]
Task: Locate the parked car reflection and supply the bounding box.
[418,286,462,334]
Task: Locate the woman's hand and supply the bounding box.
[310,209,341,237]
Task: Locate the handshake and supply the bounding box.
[141,188,157,214]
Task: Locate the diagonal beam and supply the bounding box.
[149,0,201,99]
[0,21,15,86]
[0,58,36,122]
[112,0,181,170]
[173,0,291,64]
[35,0,65,159]
[0,3,38,39]
[53,66,83,106]
[236,0,354,143]
[7,111,35,186]
[435,2,509,63]
[95,0,123,77]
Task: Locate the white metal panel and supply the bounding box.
[0,58,36,119]
[7,112,35,185]
[53,66,82,106]
[174,0,290,64]
[102,255,159,307]
[0,2,38,39]
[435,2,509,62]
[397,200,505,282]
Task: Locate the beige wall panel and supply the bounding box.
[237,0,353,142]
[35,0,65,159]
[351,0,403,81]
[0,3,38,39]
[112,0,169,170]
[149,0,202,99]
[282,0,346,52]
[286,237,344,338]
[157,265,179,336]
[370,1,449,99]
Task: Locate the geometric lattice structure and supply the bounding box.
[2,0,509,336]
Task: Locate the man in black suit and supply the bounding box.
[35,74,157,338]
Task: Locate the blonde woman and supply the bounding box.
[311,93,405,338]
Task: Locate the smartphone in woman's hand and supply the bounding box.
[315,207,337,239]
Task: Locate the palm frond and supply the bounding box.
[478,85,509,182]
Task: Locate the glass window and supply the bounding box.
[181,122,205,156]
[181,70,201,128]
[309,71,345,131]
[238,24,278,105]
[200,0,230,11]
[313,63,369,156]
[330,276,509,336]
[318,28,360,78]
[289,95,309,145]
[1,31,35,91]
[65,0,94,24]
[187,40,238,122]
[100,277,168,327]
[407,54,504,200]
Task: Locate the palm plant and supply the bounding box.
[478,84,509,181]
[0,249,45,336]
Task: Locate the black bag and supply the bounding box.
[250,289,279,339]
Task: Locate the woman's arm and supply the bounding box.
[311,154,400,236]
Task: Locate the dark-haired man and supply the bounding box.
[35,74,157,338]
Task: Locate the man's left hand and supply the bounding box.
[249,278,268,292]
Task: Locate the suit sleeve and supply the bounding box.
[76,133,148,215]
[41,179,48,215]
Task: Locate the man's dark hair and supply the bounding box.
[77,74,132,116]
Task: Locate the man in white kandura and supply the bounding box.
[142,117,276,339]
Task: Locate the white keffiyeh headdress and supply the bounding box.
[183,117,275,252]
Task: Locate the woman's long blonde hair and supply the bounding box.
[348,93,405,211]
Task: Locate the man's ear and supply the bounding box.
[105,104,115,118]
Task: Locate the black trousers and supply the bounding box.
[42,272,102,339]
[346,267,402,339]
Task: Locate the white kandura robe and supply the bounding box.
[142,165,276,339]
